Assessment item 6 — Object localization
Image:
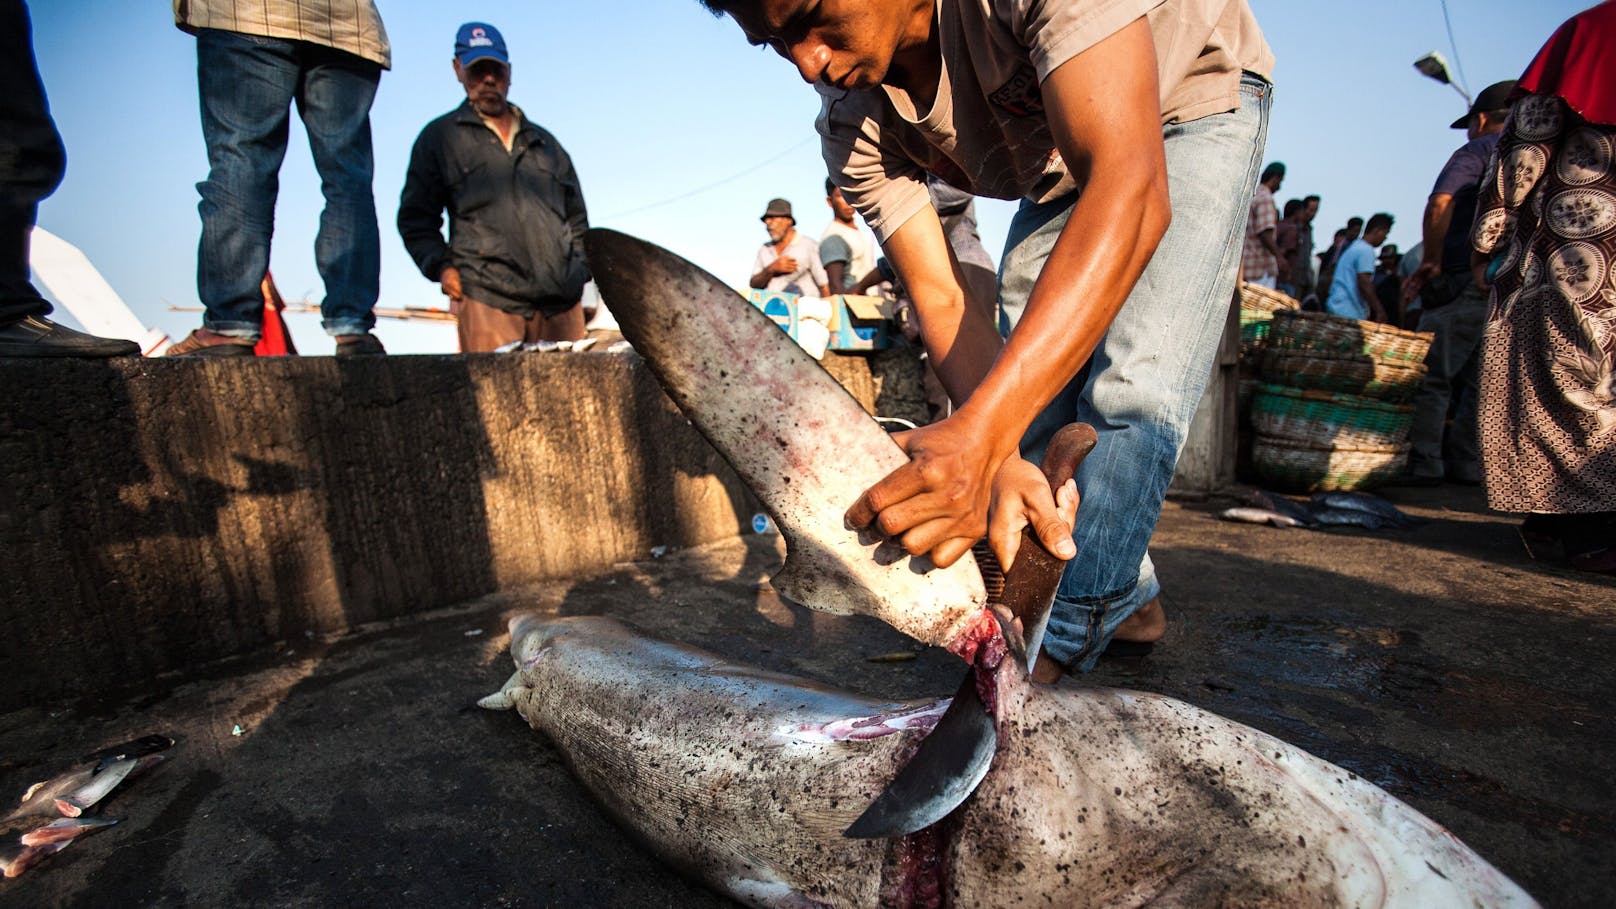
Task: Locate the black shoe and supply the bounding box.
[335,333,385,357]
[0,315,140,358]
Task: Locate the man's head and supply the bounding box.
[825,178,857,224]
[697,0,935,90]
[1283,198,1303,220]
[1378,244,1401,268]
[1363,213,1394,247]
[761,197,796,243]
[1303,195,1320,223]
[1346,216,1364,242]
[1452,80,1519,141]
[454,23,512,117]
[1260,161,1285,191]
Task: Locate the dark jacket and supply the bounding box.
[398,101,589,315]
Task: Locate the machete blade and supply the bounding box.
[843,666,997,840]
[844,424,1098,839]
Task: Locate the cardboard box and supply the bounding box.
[745,290,890,352]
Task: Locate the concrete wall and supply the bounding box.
[0,350,907,710]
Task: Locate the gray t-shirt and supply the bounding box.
[817,0,1274,242]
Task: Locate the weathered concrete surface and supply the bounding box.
[0,351,904,711]
[0,485,1610,907]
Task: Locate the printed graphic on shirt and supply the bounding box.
[988,66,1044,117]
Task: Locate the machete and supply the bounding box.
[843,423,1096,840]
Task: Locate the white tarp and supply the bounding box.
[30,227,169,355]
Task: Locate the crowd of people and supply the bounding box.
[1237,8,1614,571]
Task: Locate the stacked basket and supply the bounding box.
[1251,310,1433,491]
[1236,282,1299,412]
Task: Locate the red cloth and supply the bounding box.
[254,272,299,356]
[1517,0,1616,126]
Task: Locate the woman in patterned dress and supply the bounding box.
[1471,1,1616,573]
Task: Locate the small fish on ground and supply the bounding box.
[1220,507,1303,528]
[1311,491,1424,528]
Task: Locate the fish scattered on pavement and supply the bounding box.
[485,613,1537,907]
[2,739,170,878]
[1233,489,1424,532]
[19,816,119,847]
[1311,491,1425,528]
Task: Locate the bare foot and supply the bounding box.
[1113,596,1166,643]
[1031,651,1065,684]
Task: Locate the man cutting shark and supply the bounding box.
[696,0,1272,678]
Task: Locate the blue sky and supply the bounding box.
[29,0,1586,353]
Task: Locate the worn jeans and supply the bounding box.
[1409,280,1488,481]
[0,0,62,325]
[1000,72,1271,671]
[195,29,380,338]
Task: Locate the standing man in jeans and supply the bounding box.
[0,0,138,357]
[167,0,389,357]
[697,0,1272,676]
[1401,80,1518,486]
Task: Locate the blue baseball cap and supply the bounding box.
[455,22,509,67]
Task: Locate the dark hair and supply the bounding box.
[697,0,730,15]
[1283,198,1303,218]
[1303,194,1320,206]
[1260,162,1286,182]
[1365,212,1394,233]
[1334,229,1348,240]
[1347,216,1364,228]
[825,177,837,197]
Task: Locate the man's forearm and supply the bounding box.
[1421,194,1454,269]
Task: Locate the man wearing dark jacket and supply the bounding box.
[398,22,590,352]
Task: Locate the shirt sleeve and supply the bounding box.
[806,240,829,290]
[820,234,853,267]
[1431,142,1487,197]
[817,89,931,243]
[752,245,772,278]
[1351,245,1376,276]
[1003,0,1165,81]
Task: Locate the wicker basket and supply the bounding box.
[1250,383,1414,447]
[1268,309,1433,365]
[1252,433,1410,492]
[1262,349,1427,402]
[1239,282,1300,314]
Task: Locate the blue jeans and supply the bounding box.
[195,29,380,339]
[1000,73,1271,671]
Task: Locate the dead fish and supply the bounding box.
[0,839,68,879]
[1247,489,1319,525]
[6,755,157,821]
[484,614,1537,908]
[585,229,989,655]
[19,816,118,847]
[1312,491,1423,528]
[1220,506,1303,528]
[1311,507,1396,530]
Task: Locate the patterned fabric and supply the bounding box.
[1243,183,1278,279]
[173,0,390,68]
[1473,92,1616,513]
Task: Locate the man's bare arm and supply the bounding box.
[847,18,1168,568]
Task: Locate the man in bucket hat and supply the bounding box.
[749,198,829,297]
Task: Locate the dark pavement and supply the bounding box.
[1,484,1611,907]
